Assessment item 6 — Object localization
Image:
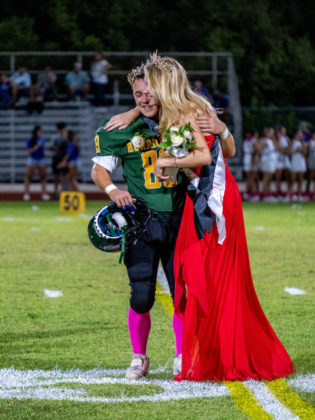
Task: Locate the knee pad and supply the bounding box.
[130,281,155,314]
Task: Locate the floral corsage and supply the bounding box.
[131,130,151,149]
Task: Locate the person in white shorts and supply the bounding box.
[275,125,292,201]
[242,129,258,200]
[260,127,278,201]
[291,130,307,201]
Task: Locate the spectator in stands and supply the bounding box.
[26,66,58,114]
[193,80,211,101]
[65,62,90,100]
[23,125,50,201]
[307,132,315,200]
[0,73,13,109]
[10,67,32,104]
[37,66,57,101]
[90,53,111,106]
[291,130,307,201]
[57,130,80,191]
[27,85,45,115]
[49,122,69,197]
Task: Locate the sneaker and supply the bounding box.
[41,193,50,201]
[23,193,30,201]
[173,354,182,375]
[125,354,149,379]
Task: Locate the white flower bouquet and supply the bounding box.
[159,122,195,181]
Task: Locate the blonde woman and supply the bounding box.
[144,54,293,382]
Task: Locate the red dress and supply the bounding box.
[174,136,293,381]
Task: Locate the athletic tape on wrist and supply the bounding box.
[105,184,117,195]
[219,126,229,139]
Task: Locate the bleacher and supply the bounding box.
[0,102,129,184]
[0,51,244,186]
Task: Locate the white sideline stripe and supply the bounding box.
[254,225,265,231]
[245,380,297,420]
[55,216,73,222]
[284,287,306,295]
[32,205,39,211]
[3,217,15,222]
[44,289,63,298]
[31,227,40,231]
[79,213,91,220]
[288,374,315,392]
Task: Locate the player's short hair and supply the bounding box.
[127,64,145,87]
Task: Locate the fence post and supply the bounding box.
[113,80,120,106]
[212,55,218,89]
[10,54,15,74]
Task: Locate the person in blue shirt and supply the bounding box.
[0,74,13,109]
[57,130,81,191]
[10,67,32,104]
[23,125,50,201]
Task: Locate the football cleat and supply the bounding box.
[125,354,150,380]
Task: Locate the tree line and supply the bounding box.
[1,0,314,106]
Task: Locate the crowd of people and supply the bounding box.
[242,122,315,201]
[0,53,112,111]
[23,122,81,201]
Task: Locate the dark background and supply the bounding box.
[1,0,315,107]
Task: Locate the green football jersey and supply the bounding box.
[94,117,186,212]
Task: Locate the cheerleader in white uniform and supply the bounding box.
[275,126,292,200]
[242,130,259,200]
[291,130,307,200]
[260,128,278,201]
[307,132,315,199]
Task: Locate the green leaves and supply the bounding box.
[159,122,195,153]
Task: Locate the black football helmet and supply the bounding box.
[88,199,151,258]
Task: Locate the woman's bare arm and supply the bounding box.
[104,107,140,131]
[154,114,211,182]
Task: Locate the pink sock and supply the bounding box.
[172,313,183,356]
[128,307,151,355]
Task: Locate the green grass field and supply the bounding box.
[0,201,314,419]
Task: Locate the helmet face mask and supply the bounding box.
[88,199,151,253]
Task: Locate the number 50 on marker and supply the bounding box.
[59,191,86,214]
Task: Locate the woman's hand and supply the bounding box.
[105,107,140,131]
[198,108,235,158]
[197,108,226,135]
[154,157,175,182]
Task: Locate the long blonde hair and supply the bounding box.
[145,53,214,133]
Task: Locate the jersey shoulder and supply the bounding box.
[95,118,146,156]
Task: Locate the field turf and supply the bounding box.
[0,201,314,419]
